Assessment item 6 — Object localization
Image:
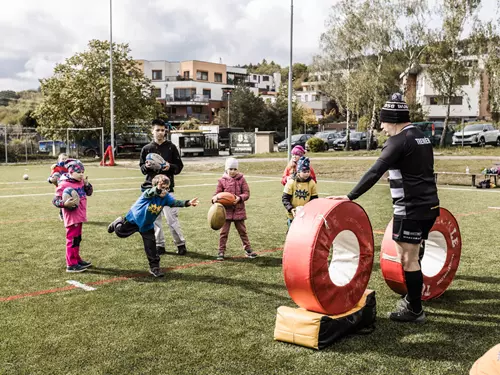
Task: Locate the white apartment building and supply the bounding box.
[295,78,331,121]
[246,72,281,92]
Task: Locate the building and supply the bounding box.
[402,61,491,122]
[295,73,332,122]
[246,72,281,92]
[137,60,263,126]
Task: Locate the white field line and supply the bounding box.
[0,180,277,199]
[488,207,500,210]
[66,280,96,292]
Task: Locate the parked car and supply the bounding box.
[333,132,378,151]
[411,122,455,146]
[452,123,500,147]
[277,134,314,152]
[309,131,341,151]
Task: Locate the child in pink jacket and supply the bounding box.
[212,158,257,261]
[52,160,93,272]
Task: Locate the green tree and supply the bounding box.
[265,83,304,132]
[226,86,267,130]
[0,90,19,106]
[34,39,158,140]
[424,0,482,147]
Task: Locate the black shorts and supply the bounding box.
[392,217,437,244]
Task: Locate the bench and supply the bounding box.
[434,172,498,187]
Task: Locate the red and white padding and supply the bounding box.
[380,208,461,300]
[283,199,375,315]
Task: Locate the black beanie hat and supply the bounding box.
[380,93,410,124]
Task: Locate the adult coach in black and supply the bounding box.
[140,119,187,255]
[333,93,439,323]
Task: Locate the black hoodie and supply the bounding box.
[139,140,183,192]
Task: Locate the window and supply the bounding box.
[203,89,211,99]
[152,70,162,81]
[266,85,270,90]
[214,73,223,82]
[304,95,309,102]
[192,106,202,114]
[258,76,261,83]
[449,96,463,105]
[429,96,463,105]
[183,71,190,79]
[171,107,177,114]
[196,70,208,81]
[429,96,442,105]
[253,75,257,80]
[174,88,196,101]
[457,75,469,85]
[263,76,270,81]
[151,88,161,98]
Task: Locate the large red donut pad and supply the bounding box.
[380,208,461,300]
[283,199,374,315]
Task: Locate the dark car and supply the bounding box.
[310,131,341,151]
[277,134,313,152]
[411,122,455,146]
[333,132,378,151]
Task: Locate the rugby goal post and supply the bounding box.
[66,127,105,159]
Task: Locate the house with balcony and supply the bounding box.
[246,72,281,92]
[295,78,332,121]
[402,61,491,122]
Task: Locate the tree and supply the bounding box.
[424,0,482,147]
[302,107,318,126]
[265,82,305,132]
[0,90,19,106]
[225,86,267,131]
[34,39,158,140]
[0,90,42,126]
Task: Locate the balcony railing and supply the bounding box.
[165,94,210,103]
[164,76,191,81]
[169,114,210,122]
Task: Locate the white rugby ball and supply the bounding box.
[146,153,166,171]
[23,174,29,180]
[62,187,80,209]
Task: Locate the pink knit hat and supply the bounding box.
[291,145,306,156]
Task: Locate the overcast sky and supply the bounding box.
[0,0,497,92]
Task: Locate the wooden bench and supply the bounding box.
[434,172,498,187]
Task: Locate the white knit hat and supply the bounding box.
[225,157,239,170]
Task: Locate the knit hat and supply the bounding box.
[66,159,84,173]
[291,145,306,156]
[380,93,410,124]
[225,157,239,170]
[296,156,310,172]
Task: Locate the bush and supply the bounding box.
[377,133,389,147]
[306,137,326,152]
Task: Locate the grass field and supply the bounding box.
[0,161,499,375]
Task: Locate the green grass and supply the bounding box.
[0,162,499,375]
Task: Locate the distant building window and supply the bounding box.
[183,71,190,79]
[214,73,223,82]
[174,88,196,101]
[171,107,177,114]
[429,96,442,105]
[197,71,208,81]
[449,96,463,105]
[152,88,162,98]
[429,96,463,105]
[253,75,257,80]
[192,106,202,114]
[263,76,270,81]
[203,89,211,99]
[457,75,469,85]
[304,95,309,102]
[152,70,162,81]
[266,85,270,90]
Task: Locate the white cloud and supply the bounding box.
[0,0,497,91]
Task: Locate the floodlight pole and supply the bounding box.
[287,0,294,159]
[109,0,115,159]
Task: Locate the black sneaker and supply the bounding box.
[177,244,187,256]
[216,252,225,261]
[389,306,426,323]
[107,216,122,234]
[149,267,165,278]
[78,260,92,269]
[156,246,166,255]
[66,264,88,273]
[245,250,257,259]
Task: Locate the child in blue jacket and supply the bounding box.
[108,175,198,277]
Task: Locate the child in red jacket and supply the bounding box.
[281,145,317,186]
[212,158,257,261]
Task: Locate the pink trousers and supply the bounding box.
[218,220,251,253]
[66,223,83,266]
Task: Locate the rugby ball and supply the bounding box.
[214,192,237,207]
[23,174,29,180]
[62,187,80,209]
[146,153,166,171]
[207,203,226,230]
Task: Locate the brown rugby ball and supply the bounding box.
[207,203,226,230]
[215,192,237,207]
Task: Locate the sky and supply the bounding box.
[0,0,497,92]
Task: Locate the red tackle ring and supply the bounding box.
[380,207,461,300]
[283,198,374,315]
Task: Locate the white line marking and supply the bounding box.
[488,207,500,210]
[66,280,96,291]
[0,180,277,198]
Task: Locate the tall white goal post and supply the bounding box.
[66,127,105,159]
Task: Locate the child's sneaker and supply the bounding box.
[177,244,187,256]
[216,252,225,261]
[245,250,257,259]
[107,216,122,234]
[149,267,165,278]
[388,306,426,323]
[78,260,92,269]
[66,264,88,273]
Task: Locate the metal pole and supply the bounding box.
[25,136,28,164]
[3,126,7,164]
[227,92,231,128]
[101,128,105,160]
[287,0,294,159]
[66,128,69,157]
[109,0,115,159]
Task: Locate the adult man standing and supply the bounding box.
[140,119,187,255]
[332,93,439,323]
